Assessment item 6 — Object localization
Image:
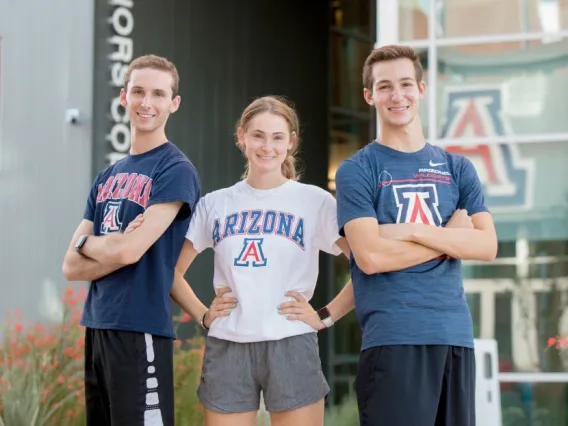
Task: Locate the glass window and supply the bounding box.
[331,33,373,113]
[331,0,374,38]
[436,40,568,140]
[439,142,568,240]
[466,292,481,338]
[453,138,568,374]
[438,0,568,38]
[399,0,429,41]
[500,382,568,426]
[416,48,429,138]
[495,292,515,372]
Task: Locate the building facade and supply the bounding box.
[1,0,568,423]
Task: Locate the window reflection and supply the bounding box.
[438,0,568,38]
[500,381,568,426]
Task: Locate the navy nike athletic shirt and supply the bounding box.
[80,142,201,339]
[336,141,489,350]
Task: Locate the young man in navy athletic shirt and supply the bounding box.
[335,45,498,426]
[62,54,200,426]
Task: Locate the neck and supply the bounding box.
[130,126,168,155]
[245,168,288,190]
[376,117,426,153]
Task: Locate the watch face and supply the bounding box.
[75,235,87,249]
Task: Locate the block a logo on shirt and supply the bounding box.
[234,238,267,267]
[101,201,122,234]
[439,86,535,212]
[393,184,443,226]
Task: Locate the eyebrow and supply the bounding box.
[375,77,415,86]
[131,86,167,93]
[251,130,286,135]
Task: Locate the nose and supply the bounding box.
[390,88,404,103]
[141,95,152,108]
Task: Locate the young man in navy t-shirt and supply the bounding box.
[335,45,498,426]
[62,55,200,426]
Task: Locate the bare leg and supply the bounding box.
[203,408,258,426]
[269,398,325,426]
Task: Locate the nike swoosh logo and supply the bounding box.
[429,161,446,167]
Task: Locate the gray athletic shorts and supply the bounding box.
[197,332,329,413]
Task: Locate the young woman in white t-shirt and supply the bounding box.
[126,96,354,426]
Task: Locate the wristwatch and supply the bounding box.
[317,306,334,328]
[74,235,89,253]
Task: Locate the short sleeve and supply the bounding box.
[335,159,377,236]
[314,192,342,255]
[147,162,201,220]
[185,197,213,253]
[457,157,490,215]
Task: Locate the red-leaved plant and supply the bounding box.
[0,284,206,426]
[0,285,86,426]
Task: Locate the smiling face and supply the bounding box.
[237,112,295,177]
[120,67,180,134]
[363,57,425,129]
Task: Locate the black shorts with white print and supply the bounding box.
[84,328,174,426]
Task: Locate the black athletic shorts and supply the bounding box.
[355,345,476,426]
[84,328,174,426]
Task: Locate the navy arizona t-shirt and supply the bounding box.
[336,141,489,351]
[80,142,201,339]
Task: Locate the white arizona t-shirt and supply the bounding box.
[185,179,342,343]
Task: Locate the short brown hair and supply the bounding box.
[236,96,302,181]
[124,54,180,98]
[362,45,423,90]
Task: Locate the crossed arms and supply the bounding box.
[62,201,183,282]
[344,209,497,275]
[336,157,497,275]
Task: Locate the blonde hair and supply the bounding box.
[236,96,301,180]
[124,54,180,98]
[362,45,423,90]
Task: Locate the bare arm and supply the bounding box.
[280,237,355,329]
[62,220,124,282]
[170,239,235,328]
[323,238,354,322]
[170,240,208,320]
[80,201,184,266]
[344,218,443,275]
[408,212,497,261]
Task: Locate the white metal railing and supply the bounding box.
[499,372,568,383]
[399,30,568,49]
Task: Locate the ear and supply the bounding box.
[363,87,374,106]
[418,81,426,99]
[120,88,127,108]
[288,131,297,151]
[170,95,181,113]
[236,127,246,150]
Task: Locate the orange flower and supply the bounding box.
[180,313,191,323]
